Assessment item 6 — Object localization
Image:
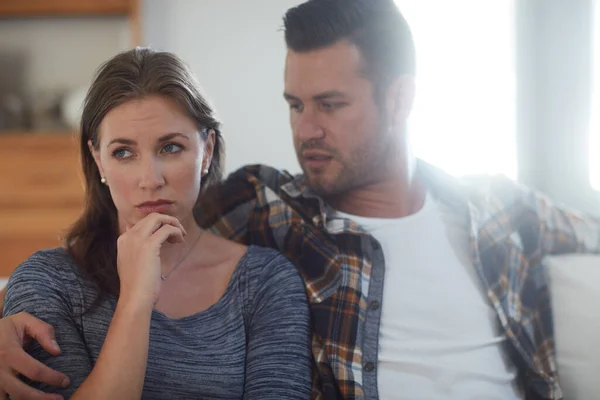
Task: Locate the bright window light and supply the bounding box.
[589,1,600,191]
[396,1,517,179]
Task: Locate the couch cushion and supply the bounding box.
[545,255,600,399]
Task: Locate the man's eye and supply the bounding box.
[320,102,343,112]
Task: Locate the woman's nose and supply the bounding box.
[138,157,165,190]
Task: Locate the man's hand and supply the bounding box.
[0,312,69,400]
[0,287,6,317]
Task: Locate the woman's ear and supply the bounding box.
[88,140,106,181]
[202,129,216,172]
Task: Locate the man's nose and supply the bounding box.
[293,108,326,143]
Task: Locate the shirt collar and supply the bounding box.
[281,159,471,220]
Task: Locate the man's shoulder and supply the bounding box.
[198,164,305,234]
[419,160,524,211]
[204,164,302,210]
[225,164,298,193]
[461,173,518,196]
[462,173,540,209]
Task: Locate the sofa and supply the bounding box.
[546,255,600,398]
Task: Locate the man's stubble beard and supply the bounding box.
[306,123,395,199]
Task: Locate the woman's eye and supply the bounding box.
[113,148,133,159]
[161,143,183,154]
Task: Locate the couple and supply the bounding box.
[2,0,600,399]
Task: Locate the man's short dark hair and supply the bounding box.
[283,0,416,95]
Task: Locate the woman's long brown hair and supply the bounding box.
[65,47,225,310]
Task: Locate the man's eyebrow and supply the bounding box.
[312,91,346,101]
[283,91,347,102]
[283,92,301,102]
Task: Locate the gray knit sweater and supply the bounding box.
[4,246,311,399]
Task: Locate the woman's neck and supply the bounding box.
[160,220,204,269]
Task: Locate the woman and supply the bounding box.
[3,48,311,399]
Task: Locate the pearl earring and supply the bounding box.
[202,168,209,176]
[100,177,107,184]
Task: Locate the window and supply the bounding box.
[590,1,600,190]
[396,1,517,178]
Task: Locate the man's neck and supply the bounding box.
[327,176,426,219]
[325,152,425,219]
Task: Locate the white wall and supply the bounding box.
[516,0,599,215]
[142,0,304,175]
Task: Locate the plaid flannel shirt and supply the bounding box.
[198,160,600,400]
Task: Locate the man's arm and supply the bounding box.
[0,287,5,317]
[490,176,600,258]
[0,313,69,400]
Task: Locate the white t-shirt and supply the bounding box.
[333,194,522,399]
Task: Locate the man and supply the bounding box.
[0,0,598,399]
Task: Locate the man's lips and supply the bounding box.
[301,150,333,169]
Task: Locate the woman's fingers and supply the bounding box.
[151,224,186,247]
[134,213,187,238]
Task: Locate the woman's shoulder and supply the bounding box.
[238,245,305,297]
[8,247,81,290]
[236,246,310,338]
[15,246,77,271]
[4,247,84,316]
[242,246,297,275]
[203,234,300,285]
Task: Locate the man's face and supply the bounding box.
[284,40,397,197]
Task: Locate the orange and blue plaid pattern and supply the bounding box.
[199,160,600,400]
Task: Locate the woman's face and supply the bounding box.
[90,95,214,232]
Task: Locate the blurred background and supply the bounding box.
[0,0,598,280]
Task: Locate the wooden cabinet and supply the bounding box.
[0,133,83,275]
[0,0,134,16]
[0,0,140,276]
[0,0,140,44]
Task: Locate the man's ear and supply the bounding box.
[88,140,106,180]
[385,75,416,128]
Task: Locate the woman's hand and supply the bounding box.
[116,213,187,308]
